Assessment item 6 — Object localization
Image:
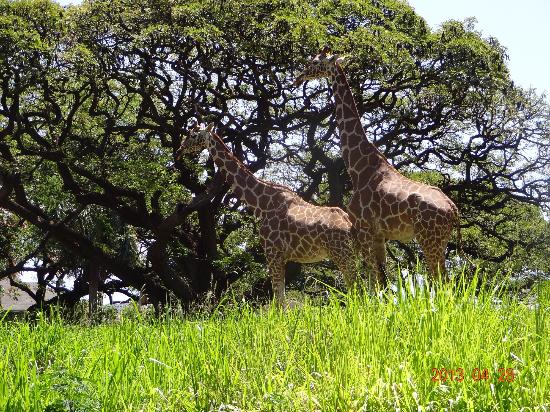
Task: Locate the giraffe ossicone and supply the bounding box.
[295,48,461,284]
[178,123,361,306]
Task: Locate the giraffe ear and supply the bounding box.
[206,122,215,132]
[320,45,331,56]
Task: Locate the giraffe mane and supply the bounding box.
[209,131,301,196]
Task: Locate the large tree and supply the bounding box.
[0,0,548,309]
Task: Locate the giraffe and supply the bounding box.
[177,123,360,306]
[294,47,461,285]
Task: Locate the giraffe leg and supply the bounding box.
[267,255,286,307]
[372,236,388,287]
[418,236,447,282]
[357,230,387,290]
[329,248,358,290]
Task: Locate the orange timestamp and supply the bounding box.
[431,367,516,383]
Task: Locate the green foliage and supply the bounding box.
[0,0,62,56]
[465,201,550,276]
[216,211,267,290]
[0,0,548,307]
[0,275,549,410]
[42,370,101,412]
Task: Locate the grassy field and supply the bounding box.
[1,274,548,411]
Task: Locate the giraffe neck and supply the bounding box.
[329,65,392,188]
[207,132,277,215]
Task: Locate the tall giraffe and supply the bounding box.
[294,48,460,284]
[178,123,359,305]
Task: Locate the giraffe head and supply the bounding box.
[294,46,346,86]
[178,122,215,157]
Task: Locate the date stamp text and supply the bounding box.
[431,367,516,383]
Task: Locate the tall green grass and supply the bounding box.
[0,273,548,411]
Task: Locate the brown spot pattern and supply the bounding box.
[295,52,461,283]
[179,126,361,306]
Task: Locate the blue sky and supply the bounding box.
[407,0,550,96]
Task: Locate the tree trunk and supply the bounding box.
[86,259,100,318]
[195,205,220,294]
[327,158,346,208]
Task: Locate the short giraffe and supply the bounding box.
[295,48,460,284]
[178,123,359,305]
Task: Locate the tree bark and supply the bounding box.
[86,259,100,318]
